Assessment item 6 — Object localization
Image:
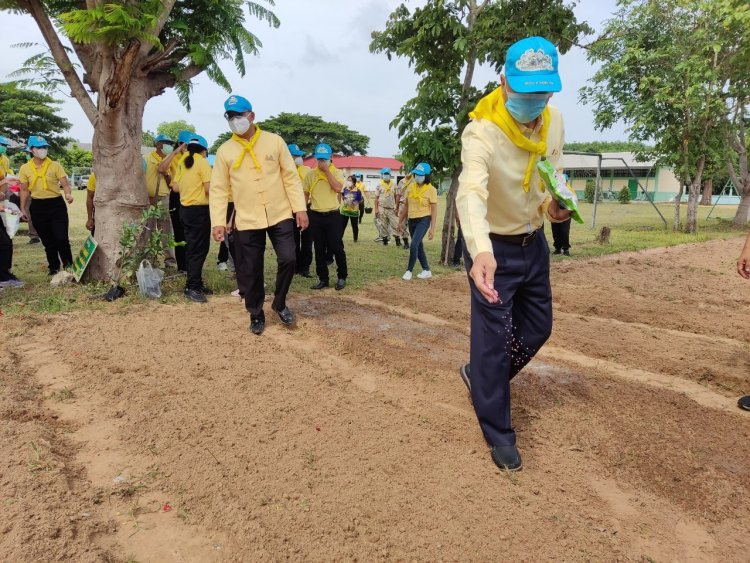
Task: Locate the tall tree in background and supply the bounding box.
[259,113,370,155]
[0,82,71,153]
[370,0,589,263]
[0,0,279,280]
[581,0,747,233]
[155,119,196,142]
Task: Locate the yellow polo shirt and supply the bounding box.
[87,173,96,192]
[145,150,177,198]
[297,164,311,182]
[175,153,211,206]
[406,183,438,219]
[456,104,565,258]
[18,158,67,199]
[210,130,307,230]
[303,165,345,212]
[0,155,11,177]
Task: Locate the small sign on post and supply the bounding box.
[71,235,98,282]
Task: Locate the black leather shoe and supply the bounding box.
[311,281,328,290]
[249,317,265,335]
[562,249,570,256]
[184,288,207,303]
[738,395,750,411]
[491,445,522,472]
[459,363,471,392]
[200,285,214,295]
[335,278,346,291]
[272,305,294,325]
[552,249,562,255]
[298,270,313,278]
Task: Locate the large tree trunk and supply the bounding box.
[685,180,702,233]
[733,192,750,226]
[87,80,150,282]
[700,178,712,205]
[673,182,683,232]
[440,167,462,264]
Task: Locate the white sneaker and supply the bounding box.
[417,270,432,279]
[402,271,413,281]
[217,262,229,272]
[231,289,241,297]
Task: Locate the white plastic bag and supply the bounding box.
[136,259,164,299]
[2,202,21,238]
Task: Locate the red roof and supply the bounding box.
[302,155,403,171]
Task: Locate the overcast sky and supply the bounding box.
[0,0,625,155]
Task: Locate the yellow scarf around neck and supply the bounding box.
[232,126,262,171]
[309,164,338,196]
[31,158,53,192]
[408,182,431,206]
[379,179,394,194]
[469,87,550,192]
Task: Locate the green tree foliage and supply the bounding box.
[580,0,746,233]
[584,178,596,204]
[210,132,232,155]
[156,120,196,143]
[60,144,93,171]
[564,141,652,155]
[618,186,631,204]
[0,82,71,154]
[371,0,590,262]
[257,113,370,156]
[142,130,156,146]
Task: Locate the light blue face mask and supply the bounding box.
[504,91,549,124]
[382,174,391,181]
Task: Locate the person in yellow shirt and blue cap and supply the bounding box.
[18,135,75,275]
[455,36,572,472]
[211,95,309,335]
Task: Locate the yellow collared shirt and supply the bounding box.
[303,166,345,212]
[145,150,177,198]
[175,153,212,206]
[456,104,565,258]
[210,130,307,230]
[0,154,11,177]
[407,183,438,219]
[297,164,311,182]
[18,158,67,199]
[87,172,96,192]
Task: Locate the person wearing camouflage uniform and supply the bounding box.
[374,167,399,246]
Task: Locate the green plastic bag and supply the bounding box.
[537,158,584,224]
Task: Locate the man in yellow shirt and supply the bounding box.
[144,133,179,269]
[211,95,308,334]
[18,135,74,275]
[288,143,314,278]
[0,136,11,178]
[455,37,571,472]
[302,143,347,291]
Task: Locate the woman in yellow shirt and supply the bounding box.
[161,134,212,302]
[18,136,74,275]
[397,162,438,281]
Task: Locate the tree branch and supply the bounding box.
[141,38,179,74]
[105,40,142,108]
[139,0,177,57]
[24,0,98,125]
[178,64,203,83]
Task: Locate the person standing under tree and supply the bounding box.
[397,162,437,281]
[211,95,308,335]
[456,37,571,472]
[736,231,750,411]
[144,133,179,268]
[18,136,74,275]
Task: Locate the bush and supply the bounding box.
[584,179,596,203]
[618,186,631,204]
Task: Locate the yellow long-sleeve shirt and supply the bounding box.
[210,130,306,230]
[456,104,565,258]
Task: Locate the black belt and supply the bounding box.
[309,209,339,215]
[489,229,539,247]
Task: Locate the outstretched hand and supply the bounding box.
[469,252,500,304]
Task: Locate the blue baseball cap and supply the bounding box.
[411,162,431,175]
[0,136,9,146]
[154,134,173,145]
[380,168,392,175]
[505,36,561,94]
[189,134,208,149]
[288,143,304,157]
[28,135,49,148]
[177,130,195,145]
[314,143,332,160]
[224,94,253,114]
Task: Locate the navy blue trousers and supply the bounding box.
[465,232,553,447]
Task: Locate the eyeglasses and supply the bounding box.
[224,111,246,120]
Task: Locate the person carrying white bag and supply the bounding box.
[0,200,24,289]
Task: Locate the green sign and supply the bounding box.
[72,235,98,282]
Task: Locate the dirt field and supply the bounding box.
[1,237,749,562]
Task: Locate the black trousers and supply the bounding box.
[179,204,210,290]
[452,226,464,265]
[358,201,365,224]
[310,210,347,283]
[217,202,236,264]
[0,224,14,281]
[234,218,296,320]
[341,214,359,242]
[169,191,187,271]
[29,197,73,273]
[293,212,313,273]
[551,218,571,251]
[465,232,553,447]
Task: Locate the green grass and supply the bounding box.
[1,193,747,317]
